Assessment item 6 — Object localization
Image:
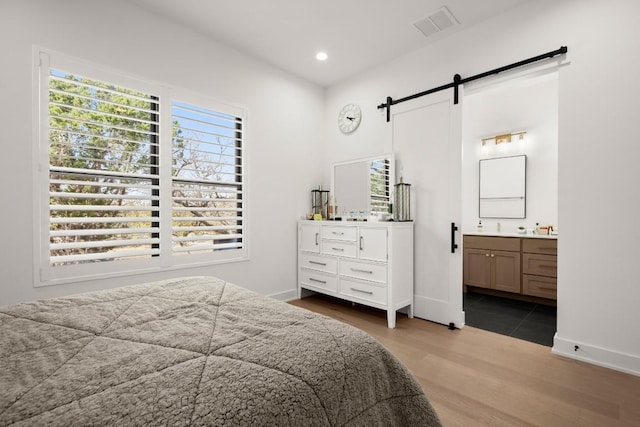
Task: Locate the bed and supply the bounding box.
[0,276,441,426]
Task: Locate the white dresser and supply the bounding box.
[297,220,414,328]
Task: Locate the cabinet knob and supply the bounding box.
[485,253,490,257]
[490,254,495,258]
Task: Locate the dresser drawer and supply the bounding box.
[339,259,387,284]
[320,226,357,242]
[340,278,386,305]
[523,274,557,299]
[300,253,337,274]
[522,253,557,277]
[300,270,338,293]
[522,238,557,255]
[321,241,357,258]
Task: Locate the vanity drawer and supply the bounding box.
[300,270,338,293]
[339,259,387,284]
[340,278,386,306]
[522,253,557,277]
[523,275,557,299]
[321,226,357,242]
[464,236,520,252]
[300,253,338,274]
[522,238,557,255]
[321,241,357,258]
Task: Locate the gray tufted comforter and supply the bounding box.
[0,276,441,426]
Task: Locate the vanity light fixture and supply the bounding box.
[315,51,328,61]
[481,131,527,147]
[495,133,512,145]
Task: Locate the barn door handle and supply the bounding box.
[451,222,459,253]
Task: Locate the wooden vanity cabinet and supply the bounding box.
[463,235,558,302]
[463,236,521,294]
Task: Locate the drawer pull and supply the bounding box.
[309,277,327,284]
[350,287,373,295]
[537,286,556,291]
[331,247,344,252]
[538,264,556,269]
[332,231,344,236]
[351,268,373,274]
[309,260,327,266]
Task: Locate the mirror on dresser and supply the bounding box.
[331,153,394,219]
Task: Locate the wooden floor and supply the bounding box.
[290,295,640,427]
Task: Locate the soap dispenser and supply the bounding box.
[477,220,483,232]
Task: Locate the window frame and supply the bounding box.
[33,48,249,287]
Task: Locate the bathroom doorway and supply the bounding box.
[461,68,560,346]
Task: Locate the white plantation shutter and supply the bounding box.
[171,102,244,254]
[47,70,161,266]
[36,50,248,286]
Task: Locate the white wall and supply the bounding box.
[462,74,559,233]
[0,0,325,304]
[325,0,640,375]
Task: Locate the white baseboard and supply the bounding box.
[413,294,465,328]
[269,288,298,302]
[553,334,640,377]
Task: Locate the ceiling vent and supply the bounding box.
[413,6,459,38]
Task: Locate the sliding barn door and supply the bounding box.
[392,91,464,327]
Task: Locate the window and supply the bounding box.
[35,50,247,286]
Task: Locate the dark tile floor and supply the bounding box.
[463,292,557,346]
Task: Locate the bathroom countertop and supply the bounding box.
[463,231,557,239]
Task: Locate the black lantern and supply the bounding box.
[311,187,329,219]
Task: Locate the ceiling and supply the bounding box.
[125,0,531,87]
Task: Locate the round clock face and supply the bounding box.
[338,103,362,134]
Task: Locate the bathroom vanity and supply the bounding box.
[463,233,557,302]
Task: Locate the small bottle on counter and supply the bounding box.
[496,222,501,232]
[477,220,483,232]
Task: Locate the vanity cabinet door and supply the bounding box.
[358,227,387,262]
[491,250,521,293]
[463,248,491,288]
[299,223,320,253]
[463,246,520,293]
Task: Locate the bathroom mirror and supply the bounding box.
[331,154,394,217]
[479,155,526,218]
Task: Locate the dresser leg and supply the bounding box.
[387,311,396,329]
[408,304,414,319]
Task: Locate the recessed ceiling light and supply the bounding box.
[315,51,328,61]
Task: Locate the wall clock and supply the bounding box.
[338,103,362,134]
